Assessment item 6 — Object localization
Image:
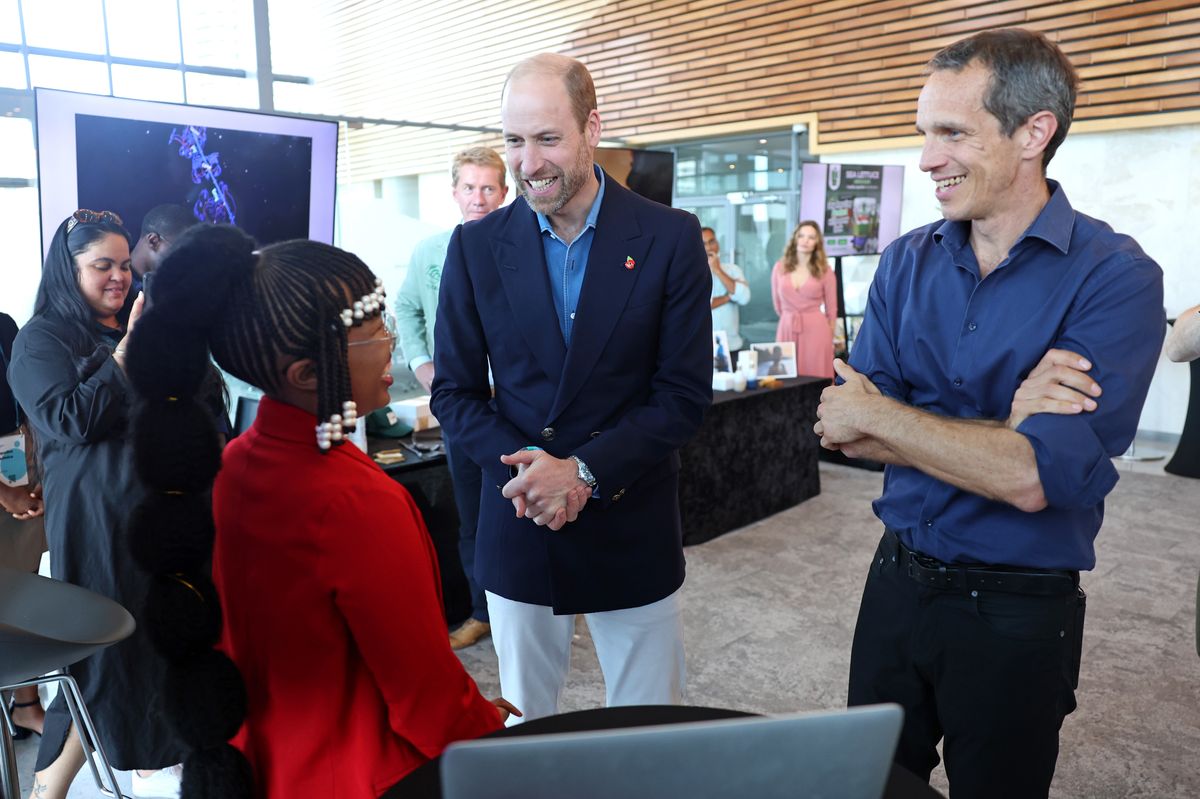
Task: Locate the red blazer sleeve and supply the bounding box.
[321,481,501,757]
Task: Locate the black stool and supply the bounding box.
[0,567,135,799]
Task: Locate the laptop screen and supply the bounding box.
[441,704,903,799]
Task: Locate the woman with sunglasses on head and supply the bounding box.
[7,210,186,799]
[122,224,511,798]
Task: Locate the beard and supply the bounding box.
[515,146,593,216]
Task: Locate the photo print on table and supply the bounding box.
[751,341,797,378]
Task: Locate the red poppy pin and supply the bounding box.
[624,255,635,270]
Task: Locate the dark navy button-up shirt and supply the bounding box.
[849,181,1164,571]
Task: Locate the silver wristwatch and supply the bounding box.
[569,455,597,488]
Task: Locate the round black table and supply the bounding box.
[384,705,944,799]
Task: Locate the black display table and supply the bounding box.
[679,376,826,545]
[1165,358,1200,478]
[384,705,944,799]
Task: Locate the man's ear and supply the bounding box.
[148,232,165,252]
[282,358,319,394]
[1021,110,1058,164]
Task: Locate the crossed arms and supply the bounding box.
[815,350,1100,513]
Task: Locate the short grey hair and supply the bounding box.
[927,28,1078,168]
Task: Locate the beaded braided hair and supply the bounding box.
[205,234,384,448]
[124,224,386,797]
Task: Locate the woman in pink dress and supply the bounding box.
[771,220,838,379]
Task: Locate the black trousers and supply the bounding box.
[848,530,1085,799]
[444,433,488,623]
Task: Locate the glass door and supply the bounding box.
[669,131,810,348]
[734,200,790,345]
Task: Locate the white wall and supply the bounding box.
[6,187,44,327]
[821,123,1200,436]
[336,168,516,306]
[335,176,443,308]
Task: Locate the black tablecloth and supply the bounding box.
[1166,358,1200,478]
[679,377,826,545]
[383,705,944,799]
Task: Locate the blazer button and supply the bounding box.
[611,494,621,502]
[540,427,555,441]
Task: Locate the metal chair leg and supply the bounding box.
[0,714,19,799]
[0,676,128,799]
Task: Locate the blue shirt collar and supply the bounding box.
[933,179,1074,256]
[536,164,606,240]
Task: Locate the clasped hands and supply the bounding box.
[814,349,1102,454]
[499,449,591,531]
[0,483,43,521]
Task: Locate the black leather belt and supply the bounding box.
[892,532,1079,597]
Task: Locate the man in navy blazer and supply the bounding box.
[431,53,712,723]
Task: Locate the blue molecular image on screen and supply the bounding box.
[170,125,238,225]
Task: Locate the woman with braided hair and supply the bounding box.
[124,224,511,799]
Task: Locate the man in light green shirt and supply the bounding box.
[396,229,453,384]
[395,146,508,649]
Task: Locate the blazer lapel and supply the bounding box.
[548,181,653,422]
[490,202,567,383]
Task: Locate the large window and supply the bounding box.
[0,0,304,323]
[671,131,816,346]
[0,0,290,110]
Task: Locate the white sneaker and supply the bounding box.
[132,764,183,798]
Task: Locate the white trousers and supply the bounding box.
[486,589,686,726]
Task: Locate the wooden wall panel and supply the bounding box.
[317,0,1200,179]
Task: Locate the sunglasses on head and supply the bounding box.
[66,209,123,234]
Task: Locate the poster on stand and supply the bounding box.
[799,163,904,257]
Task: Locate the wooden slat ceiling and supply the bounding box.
[314,0,1200,180]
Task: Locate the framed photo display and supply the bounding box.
[713,329,733,373]
[751,341,798,378]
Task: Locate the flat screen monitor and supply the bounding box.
[594,147,674,206]
[35,88,338,257]
[799,162,904,257]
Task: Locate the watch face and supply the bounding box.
[573,456,596,486]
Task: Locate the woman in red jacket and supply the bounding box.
[124,225,512,798]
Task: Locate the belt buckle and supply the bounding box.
[907,552,957,589]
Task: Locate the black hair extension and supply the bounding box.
[125,224,383,797]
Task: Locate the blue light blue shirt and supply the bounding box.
[537,165,606,345]
[848,181,1163,571]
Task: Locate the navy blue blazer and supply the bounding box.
[431,175,712,614]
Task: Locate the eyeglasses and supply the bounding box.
[66,209,123,234]
[347,311,398,352]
